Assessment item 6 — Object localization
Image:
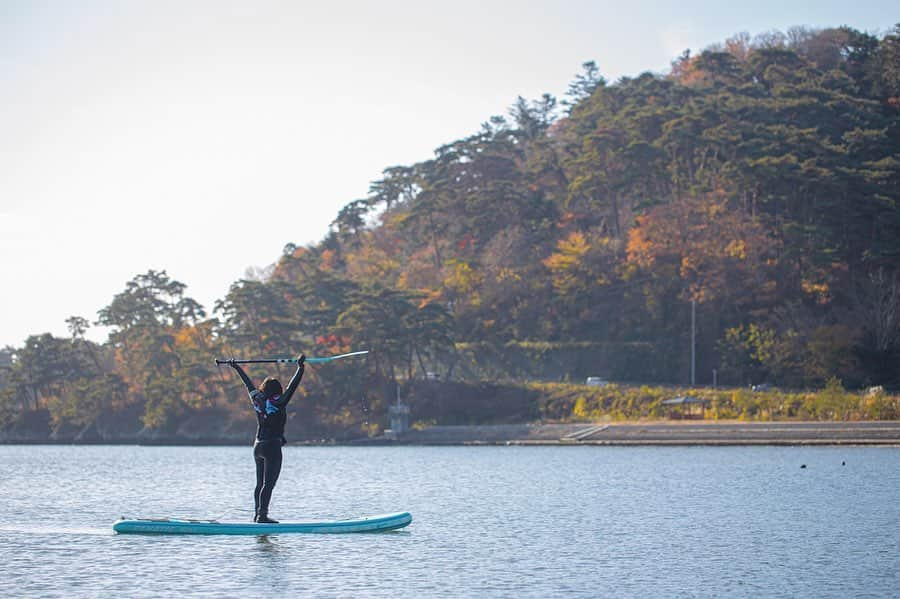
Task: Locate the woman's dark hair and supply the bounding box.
[260,377,283,398]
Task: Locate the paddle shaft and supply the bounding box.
[215,358,299,365]
[215,351,368,366]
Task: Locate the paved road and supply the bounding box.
[372,421,900,445]
[575,421,900,444]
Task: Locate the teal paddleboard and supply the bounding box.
[113,511,411,535]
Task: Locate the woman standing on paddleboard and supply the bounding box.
[225,355,305,523]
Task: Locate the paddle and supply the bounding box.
[215,350,369,366]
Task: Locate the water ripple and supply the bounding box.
[0,445,898,597]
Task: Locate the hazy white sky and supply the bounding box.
[0,0,895,347]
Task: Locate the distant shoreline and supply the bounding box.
[355,421,900,446]
[3,421,900,446]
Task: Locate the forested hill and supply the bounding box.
[2,25,899,437]
[277,25,900,387]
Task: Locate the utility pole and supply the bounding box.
[691,299,696,386]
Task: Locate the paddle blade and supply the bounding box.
[306,350,369,364]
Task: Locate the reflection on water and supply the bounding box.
[252,533,288,593]
[1,445,898,598]
[255,535,278,551]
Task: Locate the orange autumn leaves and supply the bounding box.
[544,231,603,295]
[542,194,777,305]
[625,194,778,303]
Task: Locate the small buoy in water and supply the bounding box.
[842,461,846,466]
[800,464,807,469]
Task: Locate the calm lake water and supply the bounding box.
[1,445,898,597]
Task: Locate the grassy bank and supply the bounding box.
[529,378,899,423]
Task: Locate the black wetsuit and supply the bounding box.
[232,362,304,521]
